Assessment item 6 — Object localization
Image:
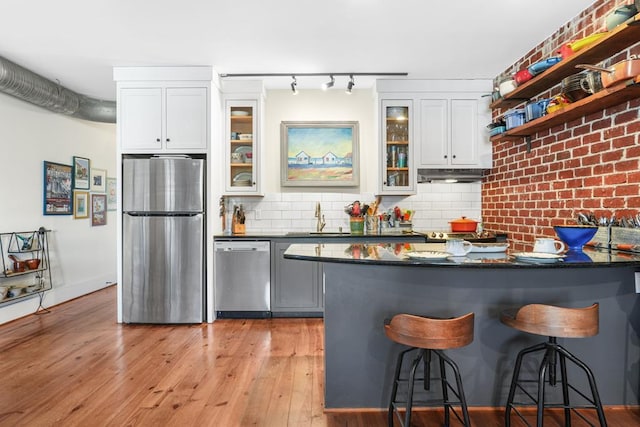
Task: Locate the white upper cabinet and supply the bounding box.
[114,67,212,154]
[376,80,493,178]
[165,87,208,151]
[119,88,163,151]
[221,80,265,196]
[418,96,484,167]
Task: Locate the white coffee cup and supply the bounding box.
[533,237,566,254]
[445,238,472,256]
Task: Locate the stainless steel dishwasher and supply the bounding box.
[214,240,271,318]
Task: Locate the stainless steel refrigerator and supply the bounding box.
[122,155,205,323]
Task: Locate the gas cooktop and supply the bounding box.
[417,231,497,243]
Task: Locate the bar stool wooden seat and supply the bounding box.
[501,303,607,427]
[384,312,474,427]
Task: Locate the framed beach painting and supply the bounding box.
[43,161,73,215]
[281,121,359,187]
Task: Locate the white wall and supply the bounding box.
[0,93,116,324]
[220,88,482,234]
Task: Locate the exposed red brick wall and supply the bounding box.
[484,0,640,251]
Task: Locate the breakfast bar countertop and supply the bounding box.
[283,242,640,268]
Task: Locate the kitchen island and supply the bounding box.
[284,242,640,409]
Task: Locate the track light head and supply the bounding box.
[322,75,335,91]
[291,76,298,95]
[346,75,355,94]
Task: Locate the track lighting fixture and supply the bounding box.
[220,72,408,94]
[322,75,335,91]
[346,75,355,94]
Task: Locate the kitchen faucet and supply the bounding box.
[315,202,326,232]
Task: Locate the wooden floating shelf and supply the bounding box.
[491,78,640,142]
[491,15,640,109]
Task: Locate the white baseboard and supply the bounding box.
[0,278,114,325]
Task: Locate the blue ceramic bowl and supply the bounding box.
[553,225,598,250]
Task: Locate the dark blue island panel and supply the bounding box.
[284,243,640,409]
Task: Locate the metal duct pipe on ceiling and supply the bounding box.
[0,55,115,123]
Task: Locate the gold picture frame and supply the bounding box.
[73,190,89,219]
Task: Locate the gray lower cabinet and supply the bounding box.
[272,240,323,317]
[271,235,425,317]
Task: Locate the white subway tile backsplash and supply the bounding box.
[227,185,481,233]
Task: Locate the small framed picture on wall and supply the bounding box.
[106,177,117,211]
[91,168,107,192]
[72,156,90,190]
[73,191,89,219]
[91,194,107,226]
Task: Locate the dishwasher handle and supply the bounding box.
[214,241,270,252]
[219,247,258,252]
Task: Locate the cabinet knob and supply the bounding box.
[452,154,456,159]
[156,138,161,142]
[166,138,171,142]
[444,155,448,159]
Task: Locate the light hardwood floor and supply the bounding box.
[0,286,638,426]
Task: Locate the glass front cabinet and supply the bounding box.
[380,99,415,194]
[225,99,260,195]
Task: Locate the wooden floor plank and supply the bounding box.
[0,286,638,426]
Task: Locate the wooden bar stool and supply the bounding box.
[384,312,474,427]
[501,303,607,427]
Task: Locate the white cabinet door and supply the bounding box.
[165,87,208,151]
[450,99,478,165]
[418,97,482,167]
[419,99,448,166]
[120,88,163,151]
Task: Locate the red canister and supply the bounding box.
[514,68,533,85]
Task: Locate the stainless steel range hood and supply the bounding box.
[417,168,486,183]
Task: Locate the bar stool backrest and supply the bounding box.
[384,312,474,349]
[502,303,599,338]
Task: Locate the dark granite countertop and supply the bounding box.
[213,231,421,239]
[283,242,640,268]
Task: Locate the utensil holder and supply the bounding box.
[350,217,365,235]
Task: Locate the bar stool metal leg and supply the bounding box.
[505,342,548,427]
[555,345,608,427]
[438,351,450,426]
[505,341,607,427]
[404,349,425,427]
[536,349,551,427]
[436,349,471,427]
[558,350,571,427]
[388,347,415,427]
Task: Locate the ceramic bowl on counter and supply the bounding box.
[554,225,598,250]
